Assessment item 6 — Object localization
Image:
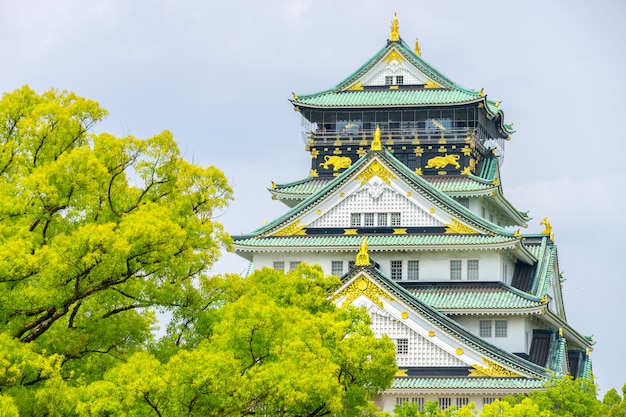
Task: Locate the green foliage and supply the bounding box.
[0,88,397,415]
[72,265,397,416]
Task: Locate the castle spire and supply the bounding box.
[389,13,399,41]
[415,38,422,56]
[355,237,370,266]
[371,125,382,151]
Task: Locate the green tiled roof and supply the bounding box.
[353,266,550,378]
[391,377,543,390]
[294,89,482,108]
[405,283,543,311]
[426,176,494,193]
[291,38,513,134]
[271,177,332,197]
[234,234,519,249]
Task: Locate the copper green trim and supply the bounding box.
[407,283,543,310]
[233,234,519,248]
[390,377,543,390]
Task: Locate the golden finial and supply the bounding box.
[514,229,520,237]
[495,101,501,107]
[292,92,298,100]
[355,237,370,266]
[415,38,422,56]
[371,125,382,150]
[540,217,553,240]
[271,181,277,189]
[389,13,399,41]
[478,88,485,96]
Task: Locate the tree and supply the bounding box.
[72,265,396,416]
[0,85,232,389]
[0,87,397,415]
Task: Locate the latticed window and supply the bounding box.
[439,398,452,410]
[385,75,393,85]
[495,320,508,337]
[396,338,409,355]
[483,397,499,406]
[408,260,419,280]
[364,213,375,227]
[391,260,403,280]
[480,320,492,337]
[350,213,361,227]
[467,259,479,280]
[390,212,401,226]
[273,261,284,271]
[331,261,344,276]
[456,398,469,408]
[450,260,462,280]
[377,212,388,226]
[396,75,404,85]
[396,397,424,408]
[289,261,300,270]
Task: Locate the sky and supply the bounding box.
[2,0,625,394]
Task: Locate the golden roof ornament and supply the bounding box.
[415,38,422,56]
[540,217,554,240]
[371,125,382,151]
[355,237,370,266]
[389,13,399,41]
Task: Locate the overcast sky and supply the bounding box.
[2,0,625,394]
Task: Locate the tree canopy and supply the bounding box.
[0,86,398,416]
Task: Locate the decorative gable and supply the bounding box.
[308,181,444,228]
[333,271,533,377]
[352,46,438,89]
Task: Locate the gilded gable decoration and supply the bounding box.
[355,160,397,185]
[383,49,405,65]
[271,220,306,236]
[444,219,478,235]
[333,274,394,309]
[469,357,521,378]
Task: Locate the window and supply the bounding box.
[289,261,300,270]
[467,259,479,280]
[502,262,508,282]
[396,75,404,85]
[456,398,469,408]
[450,260,462,280]
[331,261,344,276]
[364,213,375,227]
[377,212,388,226]
[439,398,452,410]
[273,261,284,271]
[407,260,420,280]
[391,260,403,280]
[483,397,499,406]
[480,320,492,337]
[396,397,424,409]
[495,320,508,337]
[350,213,361,227]
[385,75,393,85]
[396,338,409,355]
[390,212,401,226]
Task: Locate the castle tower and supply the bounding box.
[232,15,593,413]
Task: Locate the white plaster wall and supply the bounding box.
[253,250,506,282]
[376,394,507,414]
[453,315,527,353]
